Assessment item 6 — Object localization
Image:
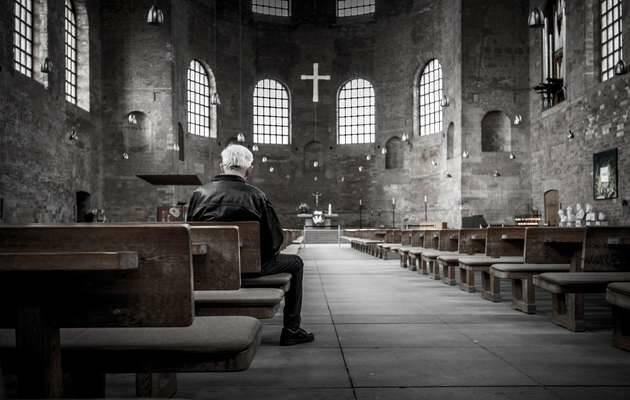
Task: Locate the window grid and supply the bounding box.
[187,60,211,138]
[253,79,291,145]
[337,79,375,145]
[13,0,33,77]
[419,59,443,136]
[337,0,375,17]
[65,0,78,104]
[252,0,290,17]
[601,0,623,81]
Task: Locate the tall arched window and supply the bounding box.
[13,0,34,77]
[252,0,290,17]
[253,79,291,145]
[337,0,375,17]
[601,0,623,81]
[337,78,375,144]
[187,60,217,138]
[65,0,78,104]
[418,59,443,136]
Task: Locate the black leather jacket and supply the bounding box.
[186,175,284,265]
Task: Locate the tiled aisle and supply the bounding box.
[118,244,630,399]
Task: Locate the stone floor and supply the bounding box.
[109,244,630,399]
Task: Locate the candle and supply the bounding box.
[392,198,396,205]
[424,195,428,203]
[328,203,332,215]
[359,199,362,206]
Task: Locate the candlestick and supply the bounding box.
[328,203,332,215]
[359,199,362,206]
[424,195,428,203]
[392,197,396,205]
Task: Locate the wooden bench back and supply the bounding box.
[411,230,425,247]
[423,230,440,249]
[0,224,194,328]
[190,225,241,290]
[400,230,415,246]
[458,228,486,254]
[385,229,402,243]
[524,227,585,266]
[485,227,525,257]
[189,222,261,273]
[582,227,630,272]
[439,229,459,251]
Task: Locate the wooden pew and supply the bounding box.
[376,230,403,259]
[0,225,262,398]
[490,227,582,314]
[409,230,439,273]
[399,230,426,270]
[533,227,630,331]
[421,229,459,280]
[393,230,414,268]
[606,282,630,351]
[480,227,526,301]
[436,228,486,285]
[342,229,385,254]
[458,227,525,293]
[189,225,284,319]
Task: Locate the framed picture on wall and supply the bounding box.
[593,148,618,200]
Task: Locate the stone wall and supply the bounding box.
[0,0,102,223]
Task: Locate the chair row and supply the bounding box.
[0,222,299,398]
[344,226,630,351]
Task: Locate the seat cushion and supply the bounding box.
[0,316,262,373]
[407,247,426,255]
[242,273,291,290]
[423,250,456,259]
[195,288,284,306]
[607,283,630,309]
[459,256,524,267]
[534,272,630,294]
[492,263,570,273]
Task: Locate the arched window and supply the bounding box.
[601,0,623,81]
[65,0,78,104]
[13,0,34,77]
[418,59,443,136]
[253,79,291,145]
[337,78,375,144]
[481,111,511,152]
[385,137,403,170]
[252,0,290,17]
[337,0,375,17]
[187,60,217,138]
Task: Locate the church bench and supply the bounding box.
[478,227,526,301]
[376,229,403,259]
[399,231,426,270]
[281,244,302,255]
[421,229,459,279]
[190,225,284,317]
[491,263,570,313]
[408,230,440,273]
[395,230,415,268]
[0,225,262,398]
[487,227,584,313]
[606,282,630,351]
[458,256,524,293]
[436,228,487,285]
[531,227,630,331]
[242,272,292,292]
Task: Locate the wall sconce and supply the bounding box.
[401,132,409,142]
[614,60,628,76]
[40,57,53,74]
[122,152,129,160]
[128,113,138,125]
[313,160,320,168]
[210,92,221,106]
[528,8,544,28]
[431,160,438,168]
[261,156,268,163]
[493,170,501,177]
[462,150,470,159]
[252,144,259,152]
[314,176,319,182]
[269,166,275,173]
[509,152,516,160]
[381,148,388,155]
[366,154,372,161]
[567,130,575,140]
[340,176,345,183]
[146,4,165,26]
[358,166,364,172]
[513,114,523,126]
[440,95,450,108]
[236,133,246,143]
[68,129,79,142]
[446,172,453,178]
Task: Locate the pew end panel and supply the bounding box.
[458,229,487,255]
[190,226,241,291]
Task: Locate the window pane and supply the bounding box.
[337,79,376,144]
[418,59,443,136]
[253,79,291,145]
[252,0,290,17]
[337,0,375,17]
[601,0,623,81]
[187,60,212,138]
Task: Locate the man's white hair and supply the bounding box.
[221,144,253,171]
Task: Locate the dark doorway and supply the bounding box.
[76,191,91,222]
[544,190,560,226]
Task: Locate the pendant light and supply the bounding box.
[528,8,544,28]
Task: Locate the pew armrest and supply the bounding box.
[0,252,138,272]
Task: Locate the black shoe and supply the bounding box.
[280,327,315,346]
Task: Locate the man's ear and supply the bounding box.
[219,162,225,174]
[244,165,254,180]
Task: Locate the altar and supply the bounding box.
[297,212,339,228]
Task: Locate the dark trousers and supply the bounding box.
[260,254,304,329]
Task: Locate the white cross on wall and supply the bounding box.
[301,63,331,103]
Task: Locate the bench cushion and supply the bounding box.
[534,272,630,294]
[281,244,301,256]
[459,256,524,267]
[242,273,291,291]
[407,247,426,255]
[195,288,284,306]
[422,250,457,259]
[607,283,630,310]
[0,316,261,372]
[491,263,570,279]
